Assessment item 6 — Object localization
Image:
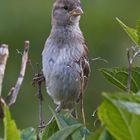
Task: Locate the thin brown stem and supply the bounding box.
[127,50,132,94]
[126,46,140,94]
[37,81,45,129]
[80,58,86,126]
[81,91,86,126]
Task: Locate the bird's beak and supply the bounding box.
[69,7,83,16]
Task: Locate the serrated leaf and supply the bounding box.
[100,67,140,93]
[45,109,86,140]
[3,104,21,140]
[116,18,138,46]
[98,92,140,140]
[87,127,115,140]
[42,120,59,140]
[21,127,36,140]
[48,124,82,140]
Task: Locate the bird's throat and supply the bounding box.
[51,24,83,41]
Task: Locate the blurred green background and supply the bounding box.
[0,0,140,137]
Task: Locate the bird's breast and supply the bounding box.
[42,39,84,103]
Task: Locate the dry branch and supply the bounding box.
[8,41,30,107]
[0,44,9,96]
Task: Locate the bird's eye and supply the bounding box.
[63,5,69,10]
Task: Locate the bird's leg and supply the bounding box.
[46,105,62,126]
[71,108,78,119]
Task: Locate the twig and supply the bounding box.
[37,80,45,129]
[28,59,35,77]
[8,41,30,107]
[0,44,9,96]
[126,46,140,94]
[92,57,108,63]
[80,58,86,126]
[127,50,132,94]
[32,66,45,137]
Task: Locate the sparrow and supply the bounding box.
[42,0,90,113]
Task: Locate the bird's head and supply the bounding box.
[52,0,83,26]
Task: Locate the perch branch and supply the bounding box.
[37,78,45,129]
[8,41,30,107]
[31,65,45,135]
[0,44,9,96]
[126,46,140,94]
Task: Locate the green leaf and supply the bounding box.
[98,92,140,140]
[3,103,21,140]
[48,124,82,140]
[116,18,139,46]
[87,127,115,140]
[42,120,59,140]
[100,67,140,93]
[49,107,68,129]
[47,108,86,139]
[21,127,36,140]
[56,114,83,140]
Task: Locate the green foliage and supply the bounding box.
[116,18,140,47]
[87,127,115,140]
[21,127,36,140]
[47,124,82,140]
[42,111,88,140]
[1,103,88,140]
[1,17,140,140]
[42,120,59,140]
[98,92,140,140]
[100,67,140,93]
[3,103,21,140]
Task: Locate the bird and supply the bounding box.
[42,0,90,115]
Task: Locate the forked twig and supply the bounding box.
[8,41,30,107]
[126,46,140,94]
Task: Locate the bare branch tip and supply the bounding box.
[24,41,30,49]
[0,44,8,48]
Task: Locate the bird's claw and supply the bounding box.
[32,73,45,86]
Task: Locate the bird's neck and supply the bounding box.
[50,24,84,41]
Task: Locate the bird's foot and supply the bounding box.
[32,72,45,86]
[38,120,46,129]
[46,105,61,126]
[46,116,55,126]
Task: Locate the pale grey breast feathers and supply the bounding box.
[42,26,90,108]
